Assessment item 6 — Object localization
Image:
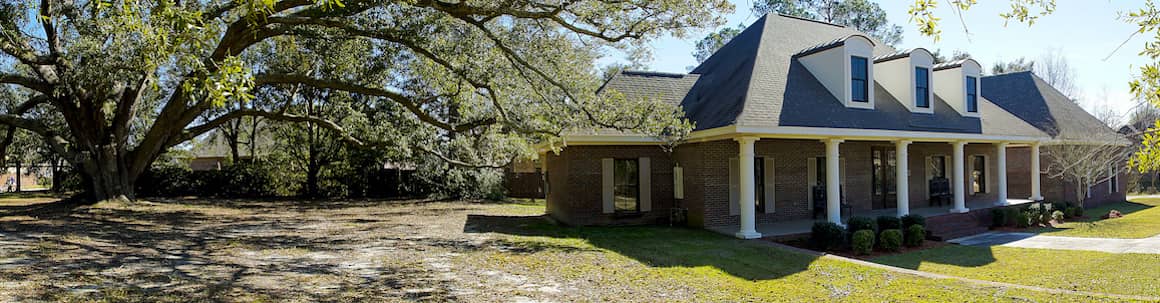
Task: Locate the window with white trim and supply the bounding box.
[851,56,869,103]
[915,67,930,109]
[613,159,639,213]
[965,76,978,113]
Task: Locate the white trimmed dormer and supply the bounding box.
[873,48,935,114]
[796,35,876,109]
[933,59,983,118]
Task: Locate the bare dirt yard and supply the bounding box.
[0,196,1141,302]
[0,197,553,302]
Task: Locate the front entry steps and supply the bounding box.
[926,208,993,241]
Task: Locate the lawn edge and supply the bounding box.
[755,241,1160,301]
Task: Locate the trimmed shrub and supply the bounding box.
[901,214,926,229]
[1067,206,1084,218]
[905,225,925,247]
[852,230,875,255]
[810,222,846,251]
[879,229,903,252]
[1051,210,1066,223]
[847,216,877,234]
[991,208,1008,227]
[1015,211,1031,228]
[1051,201,1073,213]
[877,216,902,231]
[1004,207,1020,226]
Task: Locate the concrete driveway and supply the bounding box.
[950,232,1160,254]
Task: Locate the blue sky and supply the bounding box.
[638,0,1148,124]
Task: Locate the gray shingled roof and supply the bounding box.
[983,71,1125,142]
[598,70,699,107]
[595,13,1063,140]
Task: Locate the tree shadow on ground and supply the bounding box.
[870,244,998,270]
[0,198,478,302]
[463,214,819,281]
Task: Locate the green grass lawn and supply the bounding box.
[1031,198,1160,238]
[871,245,1160,298]
[466,206,1139,301]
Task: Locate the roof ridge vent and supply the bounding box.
[775,13,847,28]
[620,70,688,78]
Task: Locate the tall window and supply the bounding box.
[755,157,766,213]
[972,155,986,194]
[915,67,930,108]
[613,159,639,213]
[1110,165,1119,193]
[930,156,946,178]
[965,76,978,113]
[851,56,869,103]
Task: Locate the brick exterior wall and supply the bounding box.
[547,140,1128,228]
[1005,147,1127,208]
[544,146,675,226]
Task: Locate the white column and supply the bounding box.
[996,142,1008,206]
[1030,142,1043,201]
[895,140,911,216]
[825,139,844,225]
[950,141,969,213]
[734,137,762,239]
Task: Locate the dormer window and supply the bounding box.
[851,56,869,103]
[932,58,982,117]
[794,34,876,109]
[871,48,933,114]
[915,67,930,108]
[966,76,978,112]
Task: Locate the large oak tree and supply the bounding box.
[0,0,728,202]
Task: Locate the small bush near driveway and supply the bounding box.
[852,230,875,255]
[879,229,902,252]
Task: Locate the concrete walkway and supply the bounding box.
[950,232,1160,254]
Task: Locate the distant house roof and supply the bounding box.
[982,71,1124,143]
[593,13,1116,144]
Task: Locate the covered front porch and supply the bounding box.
[710,198,1035,238]
[727,135,1046,239]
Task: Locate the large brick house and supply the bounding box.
[539,14,1127,239]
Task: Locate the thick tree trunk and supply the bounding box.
[78,146,137,202]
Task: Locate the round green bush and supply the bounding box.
[876,216,902,231]
[904,225,925,247]
[879,229,903,252]
[991,208,1008,227]
[852,230,875,255]
[1067,206,1084,218]
[1015,211,1031,228]
[1051,210,1066,223]
[901,214,926,229]
[810,222,846,251]
[847,216,877,234]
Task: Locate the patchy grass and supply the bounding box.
[872,245,1160,297]
[1031,198,1160,238]
[464,215,1138,301]
[0,196,1145,302]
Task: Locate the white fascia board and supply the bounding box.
[730,125,1048,143]
[551,124,1053,148]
